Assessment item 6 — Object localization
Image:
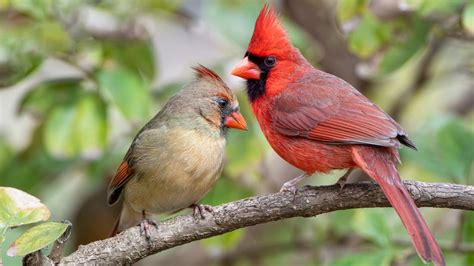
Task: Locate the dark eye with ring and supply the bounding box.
[216,98,228,108]
[264,56,276,67]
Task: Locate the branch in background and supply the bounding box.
[450,87,474,116]
[389,36,446,119]
[283,0,367,90]
[58,181,474,265]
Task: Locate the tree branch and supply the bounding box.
[59,181,473,265]
[283,0,367,90]
[389,36,446,119]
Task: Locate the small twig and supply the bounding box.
[48,221,73,264]
[22,250,53,266]
[22,251,42,266]
[449,87,474,116]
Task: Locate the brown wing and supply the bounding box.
[272,72,416,149]
[107,150,135,205]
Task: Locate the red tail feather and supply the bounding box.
[352,146,445,266]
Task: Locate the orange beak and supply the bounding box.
[224,111,248,130]
[231,57,261,80]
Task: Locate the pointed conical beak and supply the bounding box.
[224,111,247,130]
[231,57,261,80]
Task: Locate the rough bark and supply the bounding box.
[58,181,474,265]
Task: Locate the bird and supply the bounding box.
[107,65,247,238]
[231,5,444,266]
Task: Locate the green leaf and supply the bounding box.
[353,209,392,247]
[103,41,155,81]
[43,104,78,158]
[0,138,13,173]
[204,0,263,47]
[98,67,151,120]
[330,249,394,266]
[202,229,244,252]
[7,222,67,257]
[348,13,391,58]
[337,0,367,22]
[201,177,252,206]
[19,81,81,116]
[463,2,474,35]
[328,210,356,235]
[37,22,71,53]
[379,17,431,74]
[402,116,474,184]
[410,0,464,17]
[0,45,42,87]
[0,187,50,233]
[435,120,474,184]
[464,212,474,265]
[10,0,53,19]
[42,91,109,159]
[74,94,108,158]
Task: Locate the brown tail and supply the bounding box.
[352,146,445,266]
[109,215,121,237]
[109,201,143,238]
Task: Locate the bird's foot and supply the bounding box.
[191,203,213,220]
[337,177,347,193]
[280,182,298,202]
[280,182,297,193]
[335,169,353,193]
[279,173,310,203]
[139,212,157,241]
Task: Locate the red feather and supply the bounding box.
[248,4,293,57]
[192,65,225,83]
[353,146,444,265]
[271,70,407,148]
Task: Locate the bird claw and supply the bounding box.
[335,169,353,193]
[280,182,296,194]
[191,204,213,220]
[337,178,347,193]
[280,182,298,203]
[139,217,157,241]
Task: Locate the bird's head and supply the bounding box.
[231,4,305,102]
[186,65,247,135]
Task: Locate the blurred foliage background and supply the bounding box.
[0,0,473,265]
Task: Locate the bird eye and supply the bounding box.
[264,56,276,67]
[216,98,228,108]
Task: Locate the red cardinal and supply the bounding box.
[232,5,444,266]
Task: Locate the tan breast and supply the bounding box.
[123,126,225,214]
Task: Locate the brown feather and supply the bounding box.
[107,160,133,205]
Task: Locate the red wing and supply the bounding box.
[272,72,406,148]
[107,160,134,205]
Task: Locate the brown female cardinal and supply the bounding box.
[108,65,247,237]
[231,5,444,266]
